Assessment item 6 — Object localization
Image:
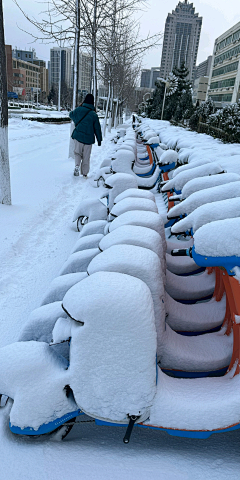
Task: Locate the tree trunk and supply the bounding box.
[69,0,80,159]
[103,79,111,137]
[0,0,11,205]
[92,0,97,105]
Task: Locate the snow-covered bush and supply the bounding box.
[207,101,240,143]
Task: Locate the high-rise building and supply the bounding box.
[70,52,93,95]
[207,21,240,107]
[160,1,202,80]
[195,56,212,79]
[140,69,151,88]
[140,67,160,89]
[49,47,71,88]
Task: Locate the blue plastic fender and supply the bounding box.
[191,246,240,276]
[10,409,82,436]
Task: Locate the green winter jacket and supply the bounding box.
[69,103,102,145]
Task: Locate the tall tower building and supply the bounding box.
[50,47,71,88]
[160,1,202,80]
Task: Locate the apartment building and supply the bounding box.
[208,22,240,106]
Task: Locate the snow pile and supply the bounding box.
[62,272,157,422]
[78,220,108,238]
[41,272,88,305]
[110,197,158,217]
[172,198,240,235]
[99,225,164,261]
[1,341,76,430]
[162,163,224,193]
[114,188,156,204]
[165,269,215,301]
[105,173,138,210]
[109,211,167,254]
[194,218,240,257]
[159,150,178,165]
[88,245,166,344]
[181,173,240,199]
[59,248,99,275]
[172,158,213,177]
[72,198,108,223]
[168,182,240,217]
[148,366,240,431]
[71,233,104,253]
[166,292,226,332]
[19,301,67,343]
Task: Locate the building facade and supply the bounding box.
[6,45,41,99]
[50,48,71,88]
[12,48,36,63]
[207,22,240,107]
[195,55,212,79]
[192,76,209,105]
[140,68,160,89]
[160,0,202,80]
[140,69,151,88]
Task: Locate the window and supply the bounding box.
[214,44,240,66]
[210,77,236,90]
[212,61,238,77]
[209,93,232,102]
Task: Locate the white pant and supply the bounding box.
[74,140,92,175]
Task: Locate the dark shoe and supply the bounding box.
[83,174,88,178]
[74,166,80,176]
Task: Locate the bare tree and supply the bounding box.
[0,0,11,205]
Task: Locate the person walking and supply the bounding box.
[69,93,102,178]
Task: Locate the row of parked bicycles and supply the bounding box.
[1,118,240,443]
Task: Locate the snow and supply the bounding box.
[168,181,240,217]
[166,252,201,275]
[114,188,156,204]
[99,225,164,261]
[162,163,224,193]
[194,218,240,257]
[159,149,178,165]
[104,173,138,210]
[41,272,88,305]
[72,198,108,223]
[71,233,104,253]
[159,324,233,373]
[148,365,240,431]
[19,301,67,343]
[63,272,157,423]
[181,173,240,199]
[166,293,226,332]
[172,158,213,177]
[0,341,76,430]
[59,248,100,275]
[166,269,215,300]
[78,219,107,238]
[109,210,167,254]
[1,117,240,479]
[110,197,158,217]
[172,197,240,235]
[88,245,166,347]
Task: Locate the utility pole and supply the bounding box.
[0,0,11,205]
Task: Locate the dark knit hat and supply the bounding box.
[84,93,94,105]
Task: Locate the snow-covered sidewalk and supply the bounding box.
[0,118,240,480]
